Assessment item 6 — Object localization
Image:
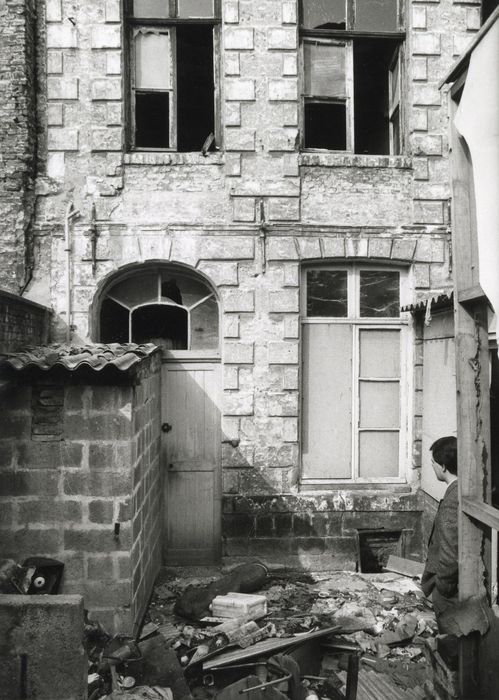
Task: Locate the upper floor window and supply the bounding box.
[301,265,409,484]
[300,0,404,155]
[127,1,220,151]
[99,267,219,351]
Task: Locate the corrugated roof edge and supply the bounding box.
[401,292,453,314]
[0,343,160,374]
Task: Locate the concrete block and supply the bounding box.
[47,103,64,126]
[233,197,256,221]
[412,83,441,106]
[267,237,299,261]
[46,0,62,22]
[90,127,122,151]
[225,52,240,75]
[268,290,299,313]
[105,0,121,22]
[268,340,299,364]
[46,25,77,48]
[268,78,298,101]
[91,78,122,101]
[222,290,255,312]
[412,32,441,55]
[412,134,442,156]
[47,51,63,74]
[268,198,300,221]
[322,238,346,258]
[47,77,78,100]
[414,199,444,224]
[368,238,392,259]
[412,6,426,29]
[224,342,254,364]
[411,57,427,81]
[282,1,297,24]
[224,315,240,338]
[225,102,241,126]
[91,25,122,49]
[224,28,254,50]
[282,54,298,76]
[226,79,255,101]
[0,594,86,700]
[267,28,297,50]
[224,1,240,23]
[224,391,254,415]
[226,128,256,151]
[47,127,79,151]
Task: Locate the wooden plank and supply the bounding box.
[384,555,424,578]
[462,498,499,531]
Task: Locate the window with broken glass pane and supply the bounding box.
[301,0,404,154]
[301,265,406,483]
[128,1,219,151]
[100,268,219,351]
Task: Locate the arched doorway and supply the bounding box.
[98,264,222,564]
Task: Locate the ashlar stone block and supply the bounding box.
[267,28,297,50]
[268,341,299,364]
[47,103,64,126]
[225,28,254,50]
[224,1,240,24]
[282,54,298,76]
[226,129,256,151]
[91,26,122,49]
[47,51,63,74]
[47,127,79,151]
[226,79,255,101]
[222,290,255,313]
[225,102,241,126]
[412,33,441,56]
[46,25,77,48]
[268,290,299,313]
[47,77,78,100]
[268,78,298,101]
[282,1,297,24]
[46,0,62,22]
[91,78,122,101]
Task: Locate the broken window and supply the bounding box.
[128,1,219,151]
[301,0,404,154]
[301,265,408,483]
[99,267,219,352]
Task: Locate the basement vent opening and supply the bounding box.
[358,529,404,573]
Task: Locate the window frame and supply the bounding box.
[300,264,410,485]
[125,0,222,152]
[299,0,405,155]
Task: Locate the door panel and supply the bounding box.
[162,361,221,565]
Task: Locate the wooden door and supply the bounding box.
[162,361,221,565]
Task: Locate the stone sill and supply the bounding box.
[299,152,412,169]
[300,483,413,493]
[124,151,225,166]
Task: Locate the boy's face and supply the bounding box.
[432,457,447,482]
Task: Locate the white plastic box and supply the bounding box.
[210,592,267,619]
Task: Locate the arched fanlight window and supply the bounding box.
[99,268,219,351]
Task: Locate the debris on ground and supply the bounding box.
[85,564,438,699]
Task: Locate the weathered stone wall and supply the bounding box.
[8,0,481,569]
[0,290,51,353]
[0,355,161,634]
[0,594,86,700]
[0,0,37,292]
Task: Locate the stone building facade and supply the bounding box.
[0,0,484,594]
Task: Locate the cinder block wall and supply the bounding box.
[0,594,86,700]
[0,356,162,634]
[0,0,37,292]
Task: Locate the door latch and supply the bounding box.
[161,422,173,433]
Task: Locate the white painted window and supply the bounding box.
[300,0,404,155]
[128,0,220,151]
[301,265,409,483]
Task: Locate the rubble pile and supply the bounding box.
[79,564,435,699]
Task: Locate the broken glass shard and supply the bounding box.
[359,270,400,317]
[302,0,346,30]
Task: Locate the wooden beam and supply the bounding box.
[462,498,499,531]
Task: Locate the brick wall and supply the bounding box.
[0,355,161,634]
[0,290,51,353]
[0,0,37,292]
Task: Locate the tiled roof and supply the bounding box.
[0,343,159,373]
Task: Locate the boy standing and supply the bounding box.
[421,436,459,631]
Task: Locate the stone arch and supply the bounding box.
[90,261,220,351]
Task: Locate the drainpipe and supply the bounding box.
[64,202,80,342]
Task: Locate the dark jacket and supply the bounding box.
[421,480,459,599]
